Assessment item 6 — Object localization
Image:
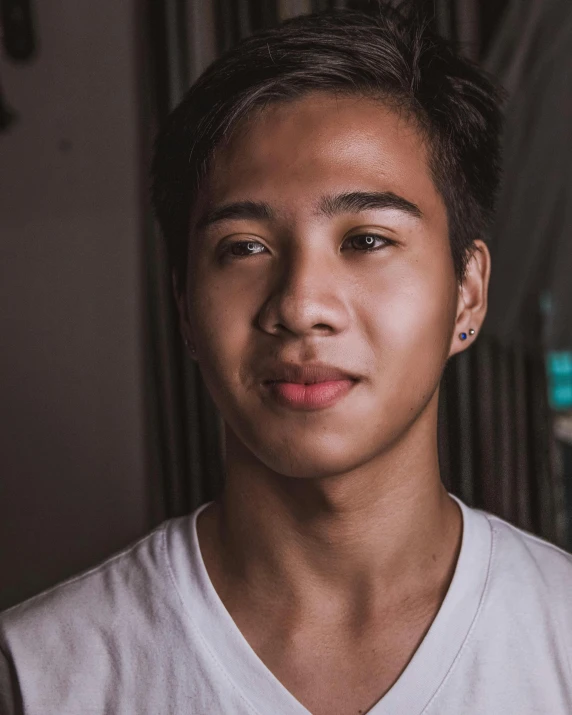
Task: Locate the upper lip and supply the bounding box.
[262,362,360,384]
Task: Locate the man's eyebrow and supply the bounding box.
[195,191,422,231]
[317,191,423,220]
[195,201,274,231]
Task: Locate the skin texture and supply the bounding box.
[175,92,491,714]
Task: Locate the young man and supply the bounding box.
[1,4,571,714]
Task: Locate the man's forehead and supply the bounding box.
[192,92,440,225]
[210,92,427,169]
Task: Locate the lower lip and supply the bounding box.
[264,379,357,410]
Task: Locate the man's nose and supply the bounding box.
[256,246,351,339]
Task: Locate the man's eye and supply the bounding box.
[222,234,392,259]
[223,240,266,258]
[344,233,392,251]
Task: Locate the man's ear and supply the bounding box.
[172,270,197,358]
[448,239,491,359]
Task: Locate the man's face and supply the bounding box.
[180,93,460,479]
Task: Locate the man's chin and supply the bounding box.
[251,441,383,481]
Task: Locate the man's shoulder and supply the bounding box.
[0,513,216,714]
[458,508,572,689]
[486,509,572,569]
[0,515,190,645]
[483,509,572,605]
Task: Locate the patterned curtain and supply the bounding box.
[435,0,563,545]
[143,0,566,547]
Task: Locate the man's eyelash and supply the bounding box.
[343,233,393,251]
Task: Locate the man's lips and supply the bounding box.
[262,376,358,410]
[263,363,358,410]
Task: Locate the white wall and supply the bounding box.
[0,1,149,609]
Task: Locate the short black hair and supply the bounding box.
[151,2,504,293]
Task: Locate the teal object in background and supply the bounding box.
[546,351,572,411]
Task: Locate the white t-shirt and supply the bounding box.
[1,495,571,714]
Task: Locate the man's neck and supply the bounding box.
[197,421,462,629]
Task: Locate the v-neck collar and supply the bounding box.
[167,495,492,715]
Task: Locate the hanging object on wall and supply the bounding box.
[1,0,37,61]
[0,0,37,133]
[0,76,16,131]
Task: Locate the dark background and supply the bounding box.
[2,0,571,611]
